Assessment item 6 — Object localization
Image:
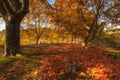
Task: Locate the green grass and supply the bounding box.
[107,53,120,60]
[0,52,44,80]
[0,56,21,66]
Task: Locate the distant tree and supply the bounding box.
[50,0,120,49]
[78,0,120,49]
[23,0,50,44]
[53,0,86,44]
[0,0,29,57]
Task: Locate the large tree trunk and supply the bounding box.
[0,0,29,57]
[4,19,21,57]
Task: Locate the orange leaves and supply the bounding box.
[79,72,86,77]
[87,64,111,80]
[40,0,46,3]
[33,44,120,80]
[0,44,119,79]
[35,55,67,79]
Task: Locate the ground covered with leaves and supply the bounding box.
[0,44,120,80]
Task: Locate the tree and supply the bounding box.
[22,0,50,44]
[51,0,120,49]
[76,0,106,49]
[77,0,120,49]
[0,0,29,57]
[52,0,86,44]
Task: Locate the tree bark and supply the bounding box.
[4,18,21,57]
[71,36,74,44]
[0,0,29,57]
[35,36,40,45]
[35,39,39,45]
[81,41,87,49]
[74,35,77,44]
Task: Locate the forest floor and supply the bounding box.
[0,44,120,80]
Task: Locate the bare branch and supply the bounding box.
[79,9,90,30]
[0,1,8,17]
[46,0,57,10]
[17,0,29,14]
[90,0,96,16]
[3,0,15,15]
[9,0,22,12]
[0,13,2,17]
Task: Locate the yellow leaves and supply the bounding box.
[29,0,49,15]
[34,70,39,76]
[79,72,86,77]
[87,64,110,80]
[53,0,89,38]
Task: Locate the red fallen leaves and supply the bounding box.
[35,55,67,79]
[34,45,120,80]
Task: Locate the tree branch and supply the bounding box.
[0,1,7,16]
[79,9,90,30]
[17,0,29,14]
[46,0,57,10]
[3,0,15,15]
[9,0,22,12]
[0,13,2,17]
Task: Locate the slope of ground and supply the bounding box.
[91,36,120,50]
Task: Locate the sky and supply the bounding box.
[47,0,55,5]
[0,23,5,31]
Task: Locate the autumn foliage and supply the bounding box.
[33,44,120,80]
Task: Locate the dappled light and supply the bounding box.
[86,64,111,79]
[22,45,120,80]
[0,0,120,80]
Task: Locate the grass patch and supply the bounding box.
[107,53,120,60]
[0,56,21,65]
[0,52,44,80]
